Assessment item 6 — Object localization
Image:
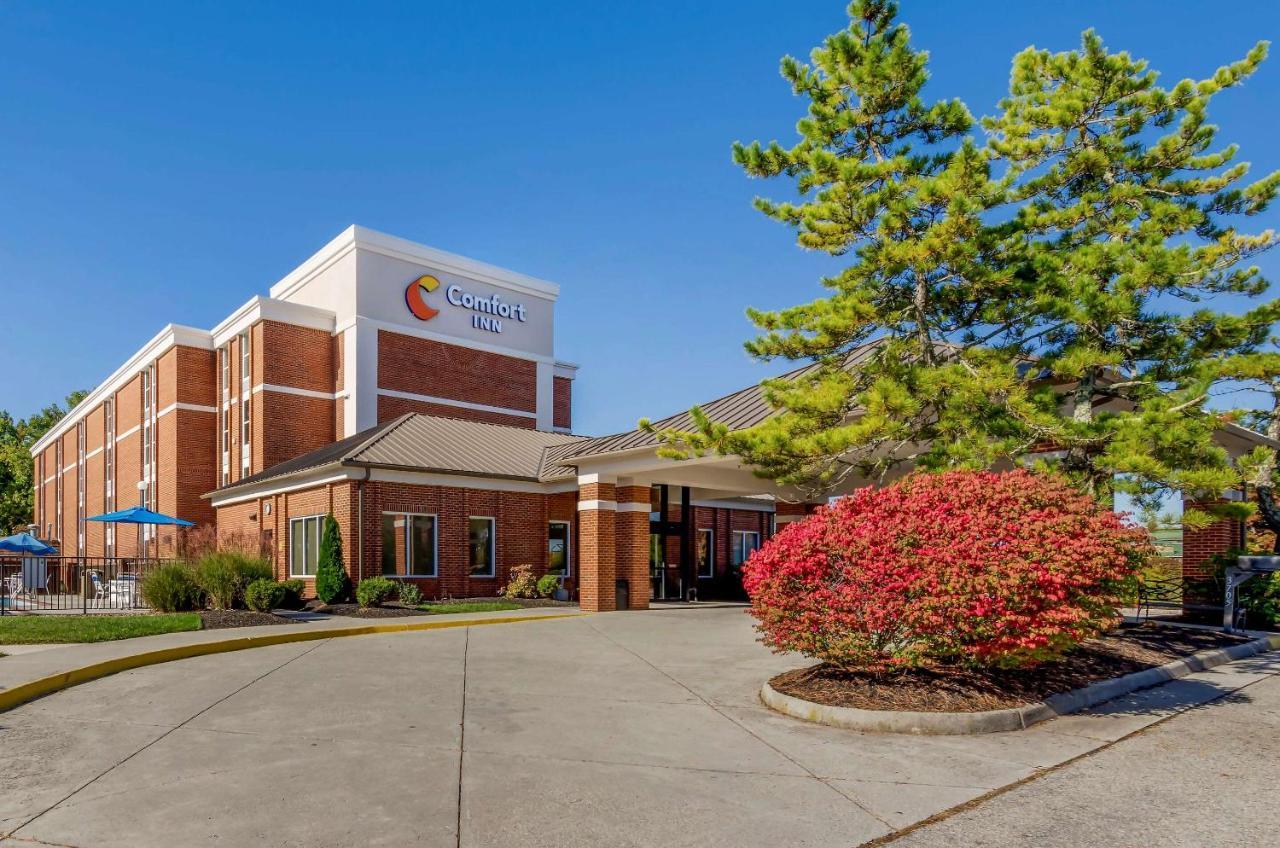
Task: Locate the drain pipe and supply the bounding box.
[357,468,370,582]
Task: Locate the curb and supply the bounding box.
[760,633,1280,735]
[0,611,580,714]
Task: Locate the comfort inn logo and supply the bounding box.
[404,275,529,334]
[405,275,442,321]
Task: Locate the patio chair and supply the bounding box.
[88,570,108,605]
[2,572,27,599]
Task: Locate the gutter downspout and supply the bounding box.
[357,467,370,583]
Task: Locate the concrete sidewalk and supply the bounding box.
[0,606,578,711]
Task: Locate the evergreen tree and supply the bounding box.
[646,0,1033,496]
[985,30,1280,520]
[649,3,1280,521]
[314,514,350,603]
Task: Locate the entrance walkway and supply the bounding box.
[1,606,1275,847]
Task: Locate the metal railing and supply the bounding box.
[0,556,177,615]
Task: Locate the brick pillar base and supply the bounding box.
[616,485,652,610]
[1182,499,1243,611]
[578,481,617,612]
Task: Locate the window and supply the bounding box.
[697,528,714,578]
[548,521,571,576]
[731,531,760,568]
[468,517,496,577]
[76,421,85,552]
[239,333,251,476]
[240,398,251,474]
[218,346,230,486]
[289,515,324,577]
[239,331,251,391]
[381,513,437,577]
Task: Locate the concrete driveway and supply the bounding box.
[1,605,1274,848]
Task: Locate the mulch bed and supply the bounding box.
[199,610,296,630]
[770,622,1253,713]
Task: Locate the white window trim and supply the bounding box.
[548,520,572,577]
[289,514,325,578]
[381,511,439,578]
[697,527,715,579]
[468,515,497,578]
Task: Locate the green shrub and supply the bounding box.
[536,574,561,598]
[193,552,274,609]
[244,579,286,613]
[141,564,205,613]
[234,557,274,586]
[315,514,350,604]
[396,582,424,607]
[194,553,244,610]
[280,579,306,609]
[356,576,396,608]
[502,564,539,599]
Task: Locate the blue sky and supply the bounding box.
[2,1,1279,438]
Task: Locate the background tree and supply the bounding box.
[0,390,88,534]
[651,3,1279,521]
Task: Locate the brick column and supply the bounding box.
[577,478,617,612]
[616,485,652,610]
[1182,499,1244,609]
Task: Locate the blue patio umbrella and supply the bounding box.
[0,532,58,556]
[87,506,195,527]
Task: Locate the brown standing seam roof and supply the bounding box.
[208,414,589,496]
[559,342,883,460]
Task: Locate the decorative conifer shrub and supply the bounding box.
[314,514,350,604]
[744,470,1152,670]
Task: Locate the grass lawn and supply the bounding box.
[418,601,522,615]
[0,613,202,644]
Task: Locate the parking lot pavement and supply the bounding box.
[1,605,1274,848]
[885,654,1280,847]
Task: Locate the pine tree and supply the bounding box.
[314,513,350,604]
[645,0,1033,496]
[985,31,1280,519]
[648,6,1280,519]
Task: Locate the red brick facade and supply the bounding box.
[377,330,538,415]
[553,376,572,430]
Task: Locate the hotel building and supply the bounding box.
[32,226,1264,611]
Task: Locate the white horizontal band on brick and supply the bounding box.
[43,475,57,485]
[62,463,77,474]
[616,502,652,513]
[577,499,617,511]
[157,402,218,419]
[376,388,537,420]
[252,383,339,401]
[368,468,577,495]
[114,425,141,444]
[84,446,104,462]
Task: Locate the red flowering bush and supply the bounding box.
[744,470,1152,670]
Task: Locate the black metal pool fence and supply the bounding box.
[0,556,177,614]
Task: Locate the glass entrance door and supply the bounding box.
[649,533,664,600]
